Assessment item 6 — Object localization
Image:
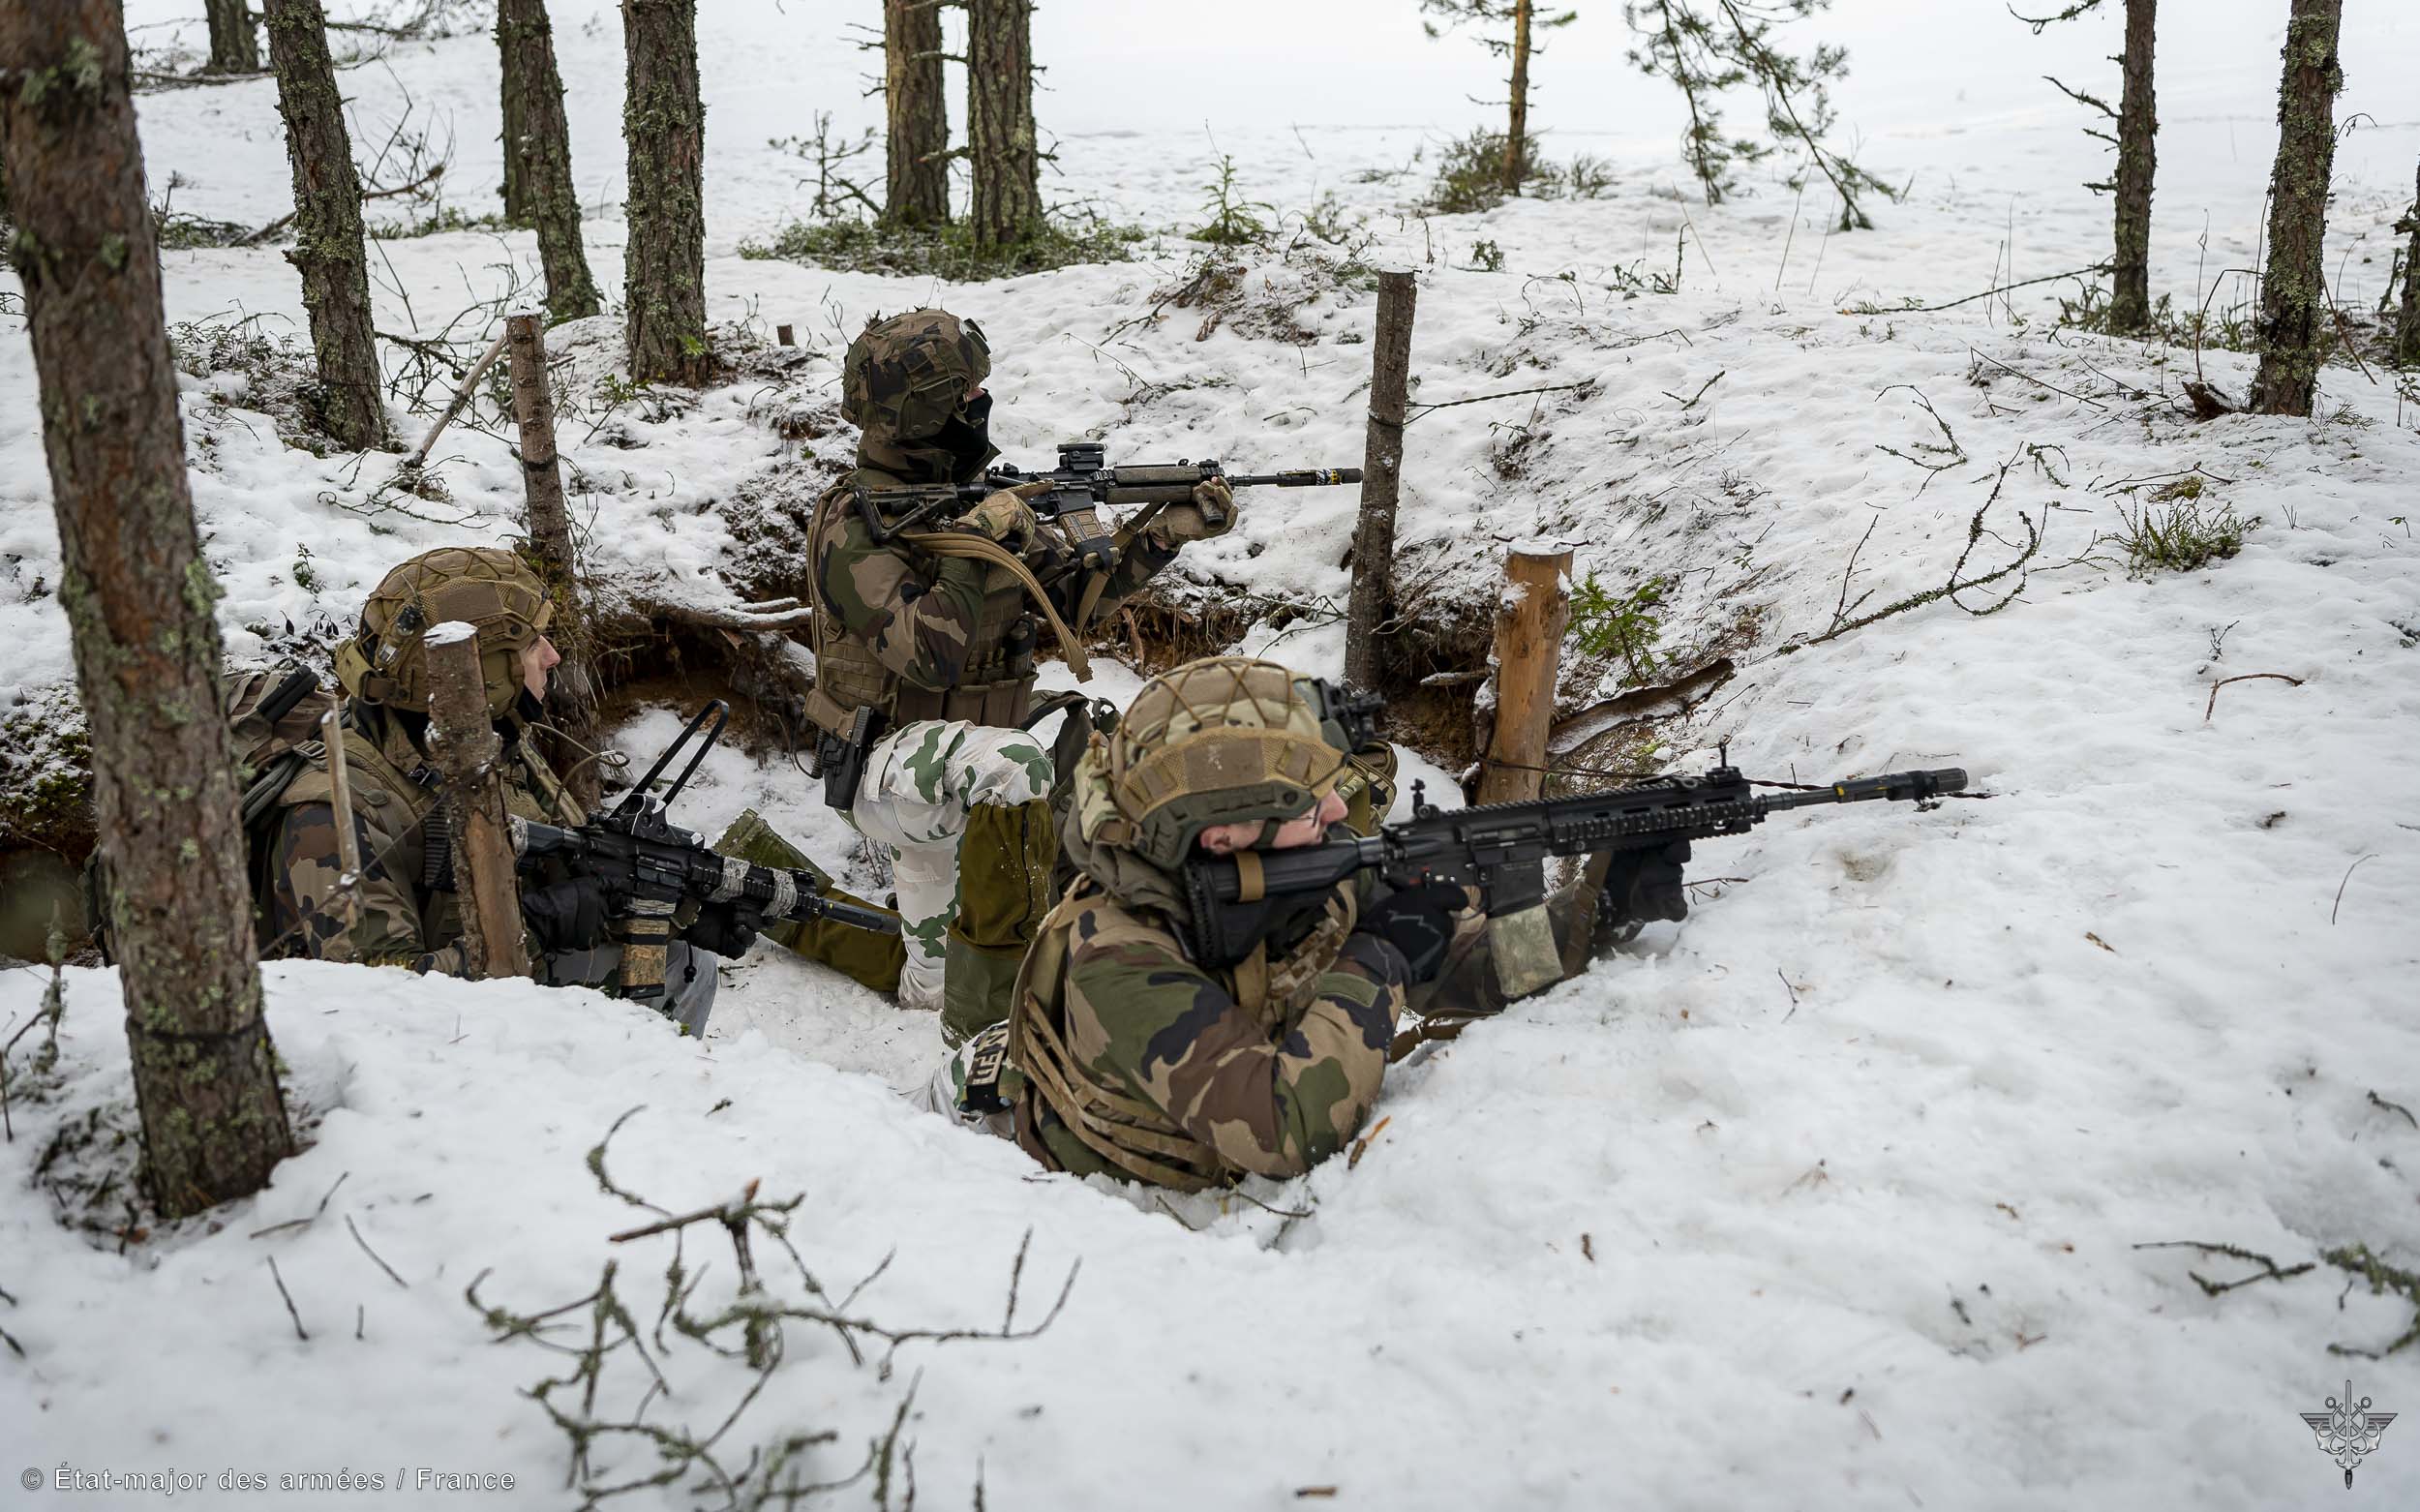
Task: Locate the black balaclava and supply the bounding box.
[934,393,994,482]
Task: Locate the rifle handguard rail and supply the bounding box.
[1178,765,1967,966]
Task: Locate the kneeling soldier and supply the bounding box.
[806,310,1233,1042]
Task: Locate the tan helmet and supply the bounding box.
[334,546,554,717]
[1100,656,1351,869]
[840,308,991,445]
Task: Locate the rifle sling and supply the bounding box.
[906,530,1092,681]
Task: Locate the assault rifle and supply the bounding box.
[498,702,897,1002]
[856,440,1362,576]
[1177,761,1967,972]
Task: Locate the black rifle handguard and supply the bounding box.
[1177,764,1967,969]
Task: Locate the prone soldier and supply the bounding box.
[933,656,1686,1189]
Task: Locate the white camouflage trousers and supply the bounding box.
[848,718,1053,1013]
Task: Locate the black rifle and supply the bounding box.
[1177,763,1968,971]
[500,703,898,1000]
[856,440,1362,576]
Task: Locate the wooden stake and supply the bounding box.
[1475,545,1570,805]
[775,322,795,347]
[504,310,600,809]
[319,707,363,940]
[423,625,530,981]
[402,329,508,470]
[1344,269,1416,692]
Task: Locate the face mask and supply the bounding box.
[935,392,993,476]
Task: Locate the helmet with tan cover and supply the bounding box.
[840,308,992,446]
[334,546,554,717]
[1095,656,1352,870]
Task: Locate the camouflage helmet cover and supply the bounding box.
[334,546,554,716]
[1101,656,1351,870]
[840,308,991,445]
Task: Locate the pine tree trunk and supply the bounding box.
[0,0,293,1219]
[2394,163,2419,369]
[2106,0,2157,335]
[1502,0,1532,194]
[2249,0,2344,417]
[883,0,950,227]
[263,0,388,450]
[203,0,258,73]
[966,0,1038,250]
[499,0,599,320]
[621,0,710,384]
[496,6,529,223]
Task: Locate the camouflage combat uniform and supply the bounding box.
[263,548,719,1028]
[807,310,1225,1040]
[923,658,1621,1190]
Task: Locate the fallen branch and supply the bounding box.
[1872,383,1968,497]
[2332,853,2378,925]
[1968,347,2107,410]
[2133,1239,2314,1297]
[239,162,447,247]
[2322,1243,2420,1359]
[1790,453,2043,651]
[345,1214,409,1289]
[1659,371,1726,410]
[266,1255,310,1341]
[2368,1090,2418,1130]
[401,329,509,469]
[1847,262,2110,316]
[249,1170,349,1240]
[1406,377,1597,423]
[2201,672,2304,724]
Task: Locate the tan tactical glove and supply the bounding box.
[960,479,1049,553]
[1152,476,1238,542]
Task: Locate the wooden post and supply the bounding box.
[776,322,795,347]
[319,706,363,939]
[505,310,600,809]
[424,625,530,980]
[1475,545,1570,805]
[1344,269,1416,692]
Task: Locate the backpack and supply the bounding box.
[86,663,344,960]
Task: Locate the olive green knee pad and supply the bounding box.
[942,798,1055,1045]
[713,808,905,994]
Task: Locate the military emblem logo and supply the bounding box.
[2302,1379,2395,1488]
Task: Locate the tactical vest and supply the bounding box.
[806,473,1044,731]
[1006,878,1358,1191]
[271,718,586,958]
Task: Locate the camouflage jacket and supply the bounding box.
[261,711,585,975]
[1008,770,1411,1188]
[809,461,1180,715]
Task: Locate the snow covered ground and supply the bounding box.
[6,0,2420,1506]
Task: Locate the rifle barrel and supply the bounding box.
[1756,768,1967,811]
[1225,468,1363,487]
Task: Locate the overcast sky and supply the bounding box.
[1010,0,2417,143]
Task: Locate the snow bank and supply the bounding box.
[3,4,2418,1506]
